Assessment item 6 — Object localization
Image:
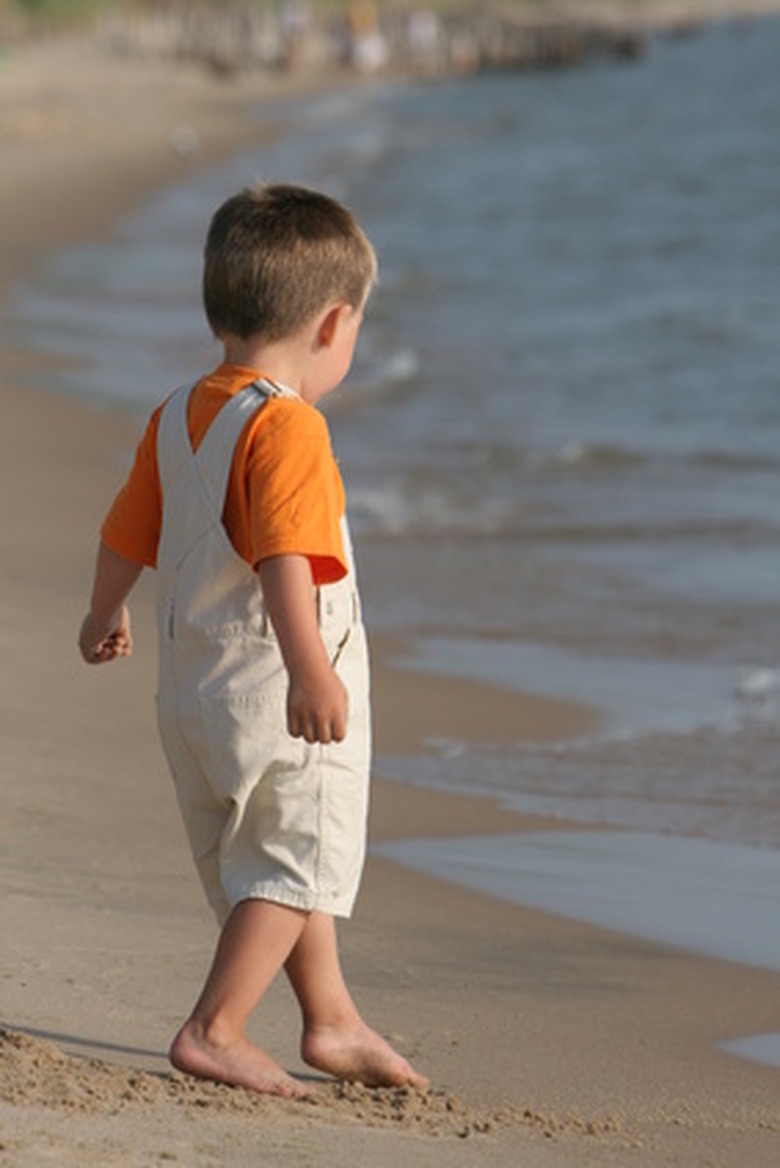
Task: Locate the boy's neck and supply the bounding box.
[221,334,306,396]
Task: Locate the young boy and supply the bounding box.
[78,183,426,1098]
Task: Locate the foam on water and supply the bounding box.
[392,636,740,737]
[374,830,780,974]
[721,1034,780,1071]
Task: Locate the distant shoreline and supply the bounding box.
[4,0,780,82]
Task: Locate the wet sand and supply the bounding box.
[1,31,779,1168]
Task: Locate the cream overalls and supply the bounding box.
[154,380,370,924]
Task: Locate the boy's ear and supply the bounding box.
[316,303,347,349]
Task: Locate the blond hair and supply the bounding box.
[203,183,377,341]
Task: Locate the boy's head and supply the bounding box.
[203,183,377,343]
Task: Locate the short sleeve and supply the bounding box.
[243,399,347,584]
[100,408,163,569]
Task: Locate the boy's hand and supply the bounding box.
[259,554,351,746]
[79,543,143,665]
[287,664,348,745]
[79,606,133,665]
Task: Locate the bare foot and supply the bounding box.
[170,1021,310,1099]
[301,1020,428,1089]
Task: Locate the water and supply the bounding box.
[375,831,780,974]
[6,19,780,851]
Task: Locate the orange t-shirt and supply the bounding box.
[101,364,348,584]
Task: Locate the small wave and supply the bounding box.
[474,441,780,478]
[348,483,513,538]
[348,476,780,543]
[736,668,780,714]
[693,449,780,473]
[367,348,420,386]
[519,517,780,543]
[440,438,645,474]
[338,347,420,405]
[520,442,780,478]
[553,441,647,469]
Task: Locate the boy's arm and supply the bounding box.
[79,541,144,665]
[258,554,347,745]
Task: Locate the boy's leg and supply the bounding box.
[285,911,428,1088]
[170,898,310,1097]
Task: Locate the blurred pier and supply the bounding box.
[92,2,651,79]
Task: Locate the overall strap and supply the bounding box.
[191,380,275,519]
[156,381,197,501]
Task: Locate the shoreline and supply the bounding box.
[2,33,780,1168]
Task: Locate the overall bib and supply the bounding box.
[154,380,370,924]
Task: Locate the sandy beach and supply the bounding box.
[1,27,780,1167]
